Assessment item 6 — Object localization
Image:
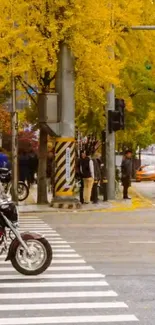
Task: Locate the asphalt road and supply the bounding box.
[1,208,155,324]
[43,209,155,325]
[133,181,155,202]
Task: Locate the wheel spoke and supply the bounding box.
[15,239,47,271]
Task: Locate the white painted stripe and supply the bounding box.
[46,236,63,239]
[0,259,85,265]
[0,250,76,260]
[32,231,59,234]
[0,265,94,272]
[19,221,46,224]
[0,315,138,324]
[0,273,105,280]
[46,238,64,240]
[129,241,155,244]
[0,254,80,260]
[0,290,118,299]
[53,254,81,257]
[48,237,68,244]
[53,241,75,244]
[20,227,56,231]
[0,280,108,288]
[53,259,86,264]
[52,249,75,252]
[30,227,60,233]
[46,245,71,248]
[0,302,128,311]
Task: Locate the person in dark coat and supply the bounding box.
[121,149,132,199]
[75,152,84,204]
[28,149,38,185]
[79,150,94,204]
[91,157,101,204]
[18,150,30,185]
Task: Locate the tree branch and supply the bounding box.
[17,77,37,105]
[17,76,38,94]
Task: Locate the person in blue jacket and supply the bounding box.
[0,148,9,169]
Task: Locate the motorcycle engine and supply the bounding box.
[0,202,18,225]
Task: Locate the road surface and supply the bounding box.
[133,181,155,202]
[1,209,155,324]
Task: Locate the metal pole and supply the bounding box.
[131,26,155,30]
[106,84,115,200]
[0,122,2,148]
[11,75,18,204]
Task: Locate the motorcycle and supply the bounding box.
[0,168,29,202]
[0,198,52,275]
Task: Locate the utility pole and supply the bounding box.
[51,43,80,209]
[0,122,2,148]
[11,75,18,204]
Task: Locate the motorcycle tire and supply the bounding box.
[10,237,52,276]
[10,182,29,201]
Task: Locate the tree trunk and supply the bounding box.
[37,126,48,204]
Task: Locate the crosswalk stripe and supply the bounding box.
[25,232,61,235]
[50,249,75,252]
[0,315,139,324]
[0,259,86,265]
[42,245,71,248]
[52,254,81,257]
[0,273,105,280]
[0,265,94,272]
[0,290,118,299]
[0,216,138,324]
[0,253,81,259]
[20,227,56,231]
[0,302,128,310]
[0,280,109,288]
[48,239,67,242]
[19,221,49,223]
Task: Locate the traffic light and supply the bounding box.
[108,98,125,133]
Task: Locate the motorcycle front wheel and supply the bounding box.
[11,238,52,275]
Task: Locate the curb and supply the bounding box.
[19,187,153,214]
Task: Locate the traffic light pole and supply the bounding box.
[106,25,155,200]
[106,84,115,200]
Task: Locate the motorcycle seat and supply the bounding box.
[0,168,9,175]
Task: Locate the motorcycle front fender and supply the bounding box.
[5,232,44,261]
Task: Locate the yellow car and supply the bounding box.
[136,165,155,182]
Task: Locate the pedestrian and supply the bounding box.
[80,150,94,204]
[28,149,38,185]
[76,151,84,204]
[121,149,132,199]
[0,148,9,169]
[91,156,101,204]
[18,150,30,186]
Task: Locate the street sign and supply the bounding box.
[66,147,71,184]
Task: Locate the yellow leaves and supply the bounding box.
[0,0,155,136]
[0,105,11,133]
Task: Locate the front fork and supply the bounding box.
[2,213,31,254]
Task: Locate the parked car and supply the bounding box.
[136,165,155,181]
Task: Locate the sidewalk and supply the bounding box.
[18,184,153,214]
